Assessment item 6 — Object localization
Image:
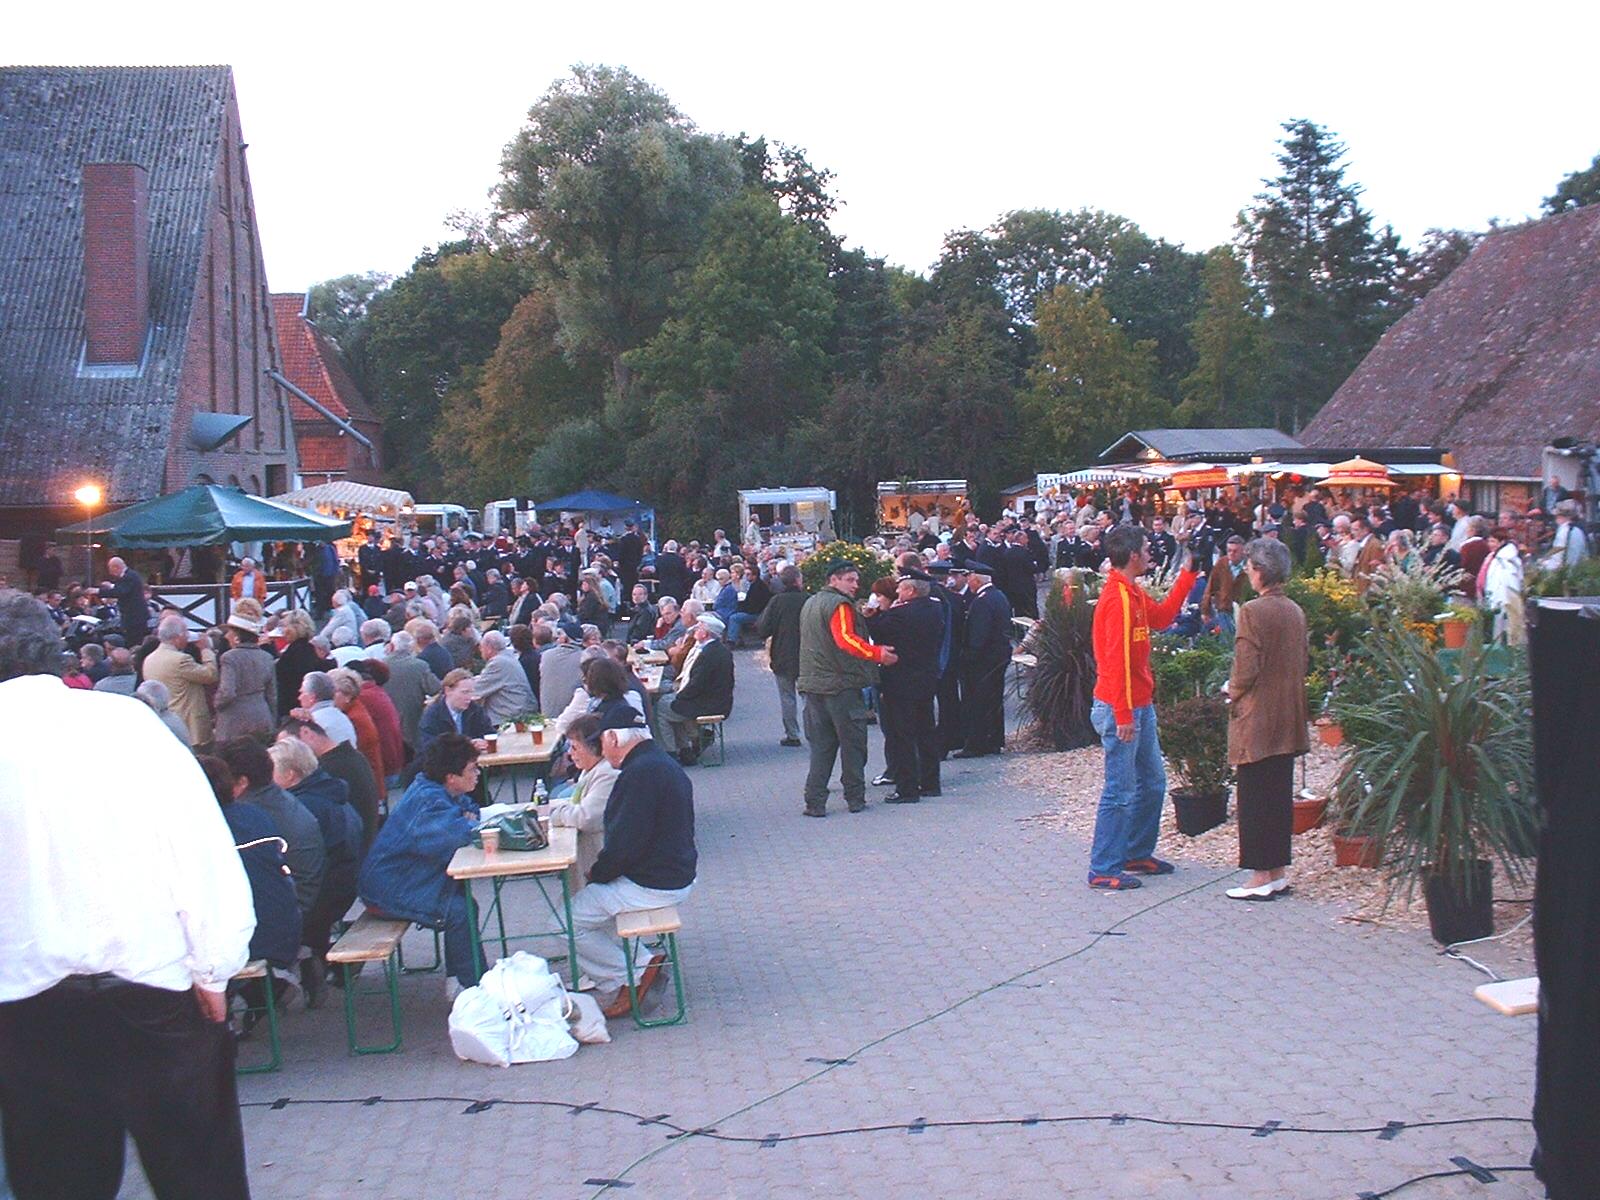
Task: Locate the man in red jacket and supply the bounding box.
[1088,525,1197,890]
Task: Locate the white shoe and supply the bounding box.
[1225,883,1277,901]
[445,977,465,1002]
[1269,878,1291,894]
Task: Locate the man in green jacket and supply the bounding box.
[797,561,897,816]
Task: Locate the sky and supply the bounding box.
[11,2,1600,292]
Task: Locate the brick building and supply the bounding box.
[0,65,302,548]
[270,292,384,486]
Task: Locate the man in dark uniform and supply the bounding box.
[1054,521,1090,570]
[865,574,946,802]
[1001,528,1039,619]
[1147,515,1178,573]
[926,562,965,756]
[357,529,386,595]
[614,520,644,600]
[953,561,1012,758]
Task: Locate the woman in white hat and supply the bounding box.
[214,611,278,743]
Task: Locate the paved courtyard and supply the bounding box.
[138,659,1537,1199]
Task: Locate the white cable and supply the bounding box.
[1441,910,1533,981]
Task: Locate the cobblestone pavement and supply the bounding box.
[129,655,1539,1199]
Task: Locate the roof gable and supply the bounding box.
[0,65,231,505]
[1301,205,1600,479]
[270,292,378,425]
[1100,427,1304,462]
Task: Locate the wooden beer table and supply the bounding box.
[447,824,580,986]
[477,728,556,805]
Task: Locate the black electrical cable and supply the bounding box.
[240,1093,1531,1146]
[1360,1163,1537,1199]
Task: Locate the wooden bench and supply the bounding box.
[328,912,411,1054]
[618,906,687,1029]
[232,959,280,1074]
[695,714,727,767]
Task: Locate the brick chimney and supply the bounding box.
[82,162,150,365]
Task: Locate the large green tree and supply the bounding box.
[495,65,742,397]
[1395,228,1480,311]
[623,189,836,531]
[1177,246,1270,427]
[1239,119,1404,429]
[1020,286,1162,467]
[359,242,532,491]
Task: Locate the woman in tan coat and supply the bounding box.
[1221,538,1309,900]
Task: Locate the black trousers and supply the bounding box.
[960,658,1007,754]
[879,692,941,796]
[1236,753,1294,870]
[301,861,358,960]
[0,977,250,1200]
[936,667,963,752]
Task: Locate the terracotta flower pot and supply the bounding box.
[1440,618,1470,650]
[1292,795,1328,835]
[1316,720,1344,748]
[1331,831,1381,868]
[513,721,528,733]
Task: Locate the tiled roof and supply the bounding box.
[270,292,378,425]
[1302,205,1600,480]
[0,65,231,505]
[1100,428,1304,462]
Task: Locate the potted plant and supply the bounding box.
[1292,790,1329,834]
[1018,570,1099,750]
[1326,791,1381,868]
[1435,602,1478,650]
[1331,624,1536,943]
[1157,695,1232,836]
[509,710,542,734]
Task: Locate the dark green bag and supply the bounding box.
[474,809,548,852]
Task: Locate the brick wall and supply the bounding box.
[82,163,151,365]
[164,89,297,495]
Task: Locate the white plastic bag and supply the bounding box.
[448,952,579,1067]
[566,990,611,1044]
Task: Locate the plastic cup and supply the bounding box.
[532,726,544,746]
[481,827,500,855]
[485,732,499,753]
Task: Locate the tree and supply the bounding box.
[495,64,742,396]
[1544,152,1600,214]
[1396,228,1480,311]
[527,418,619,500]
[1177,247,1270,427]
[304,271,391,398]
[622,190,836,532]
[429,289,606,503]
[1239,119,1404,428]
[1020,286,1162,468]
[361,242,532,491]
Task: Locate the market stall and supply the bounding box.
[535,489,656,543]
[876,479,968,532]
[738,487,835,547]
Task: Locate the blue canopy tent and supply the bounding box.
[536,489,657,544]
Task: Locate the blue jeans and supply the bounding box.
[1088,700,1167,876]
[727,611,760,644]
[441,889,479,988]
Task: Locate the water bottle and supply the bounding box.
[534,778,548,806]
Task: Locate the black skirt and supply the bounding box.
[1236,753,1295,870]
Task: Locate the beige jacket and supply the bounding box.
[143,642,219,746]
[547,759,620,886]
[1226,588,1310,766]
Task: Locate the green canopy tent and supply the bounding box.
[57,484,350,548]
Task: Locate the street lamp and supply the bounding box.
[75,483,102,579]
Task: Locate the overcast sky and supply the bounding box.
[13,2,1600,292]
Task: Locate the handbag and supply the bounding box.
[473,808,548,852]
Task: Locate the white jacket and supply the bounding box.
[1482,544,1524,613]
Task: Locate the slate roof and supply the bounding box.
[0,65,230,506]
[1302,205,1600,480]
[270,292,379,425]
[1099,427,1304,462]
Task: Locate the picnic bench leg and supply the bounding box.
[463,880,486,979]
[399,925,443,974]
[622,932,687,1029]
[340,952,404,1056]
[236,975,282,1074]
[491,877,510,959]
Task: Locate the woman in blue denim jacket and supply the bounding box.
[357,734,481,992]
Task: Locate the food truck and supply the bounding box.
[737,487,837,547]
[875,479,968,534]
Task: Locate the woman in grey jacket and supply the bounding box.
[214,614,278,742]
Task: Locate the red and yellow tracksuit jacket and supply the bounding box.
[1092,567,1196,725]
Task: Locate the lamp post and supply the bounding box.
[74,483,102,580]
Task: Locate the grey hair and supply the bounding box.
[332,589,350,606]
[390,630,416,654]
[1388,528,1414,550]
[480,630,507,654]
[360,618,391,645]
[681,598,704,618]
[0,591,67,681]
[579,646,608,664]
[328,668,362,699]
[900,578,931,598]
[330,625,355,647]
[310,635,332,654]
[301,671,335,702]
[605,726,652,750]
[135,679,171,709]
[157,614,189,645]
[1246,538,1291,587]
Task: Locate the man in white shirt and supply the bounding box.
[0,590,255,1199]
